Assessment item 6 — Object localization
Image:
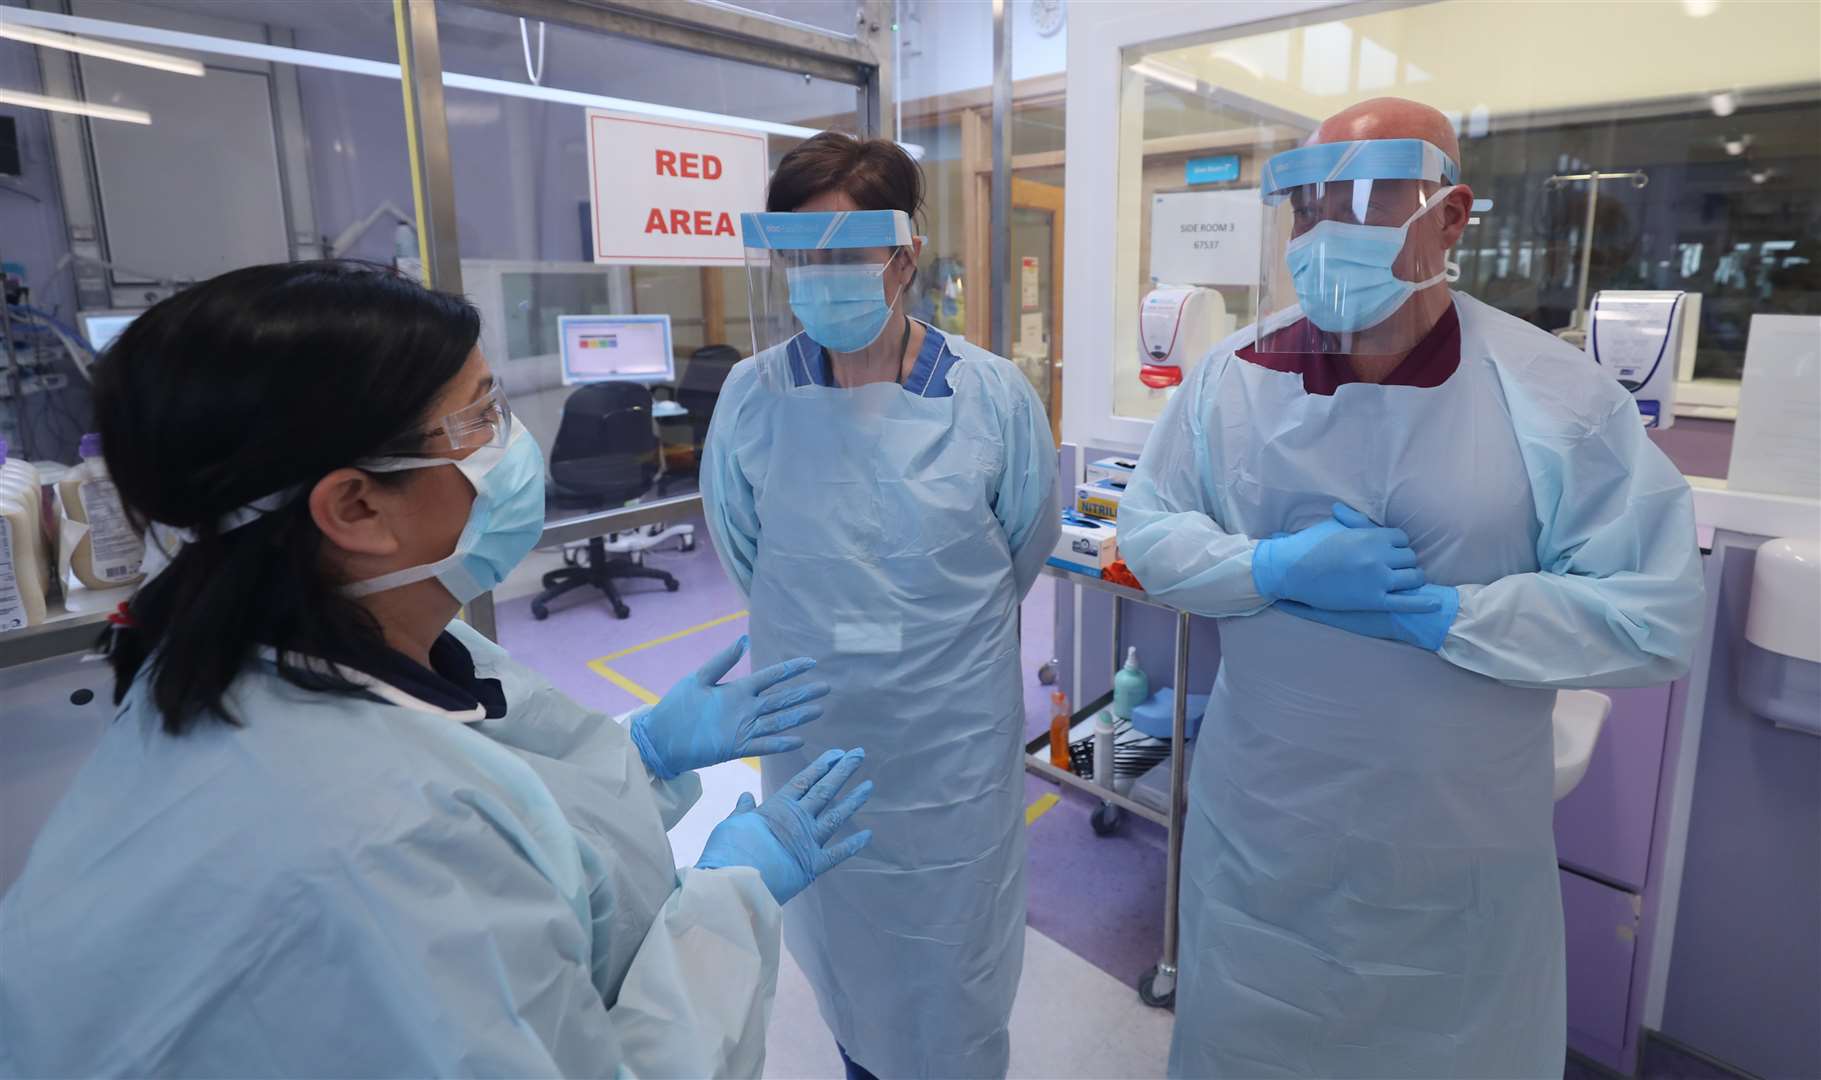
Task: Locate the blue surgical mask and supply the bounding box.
[1285,185,1458,333]
[787,253,911,353]
[344,419,547,603]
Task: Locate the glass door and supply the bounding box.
[1008,179,1064,444]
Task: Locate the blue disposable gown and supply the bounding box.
[1119,293,1703,1078]
[0,621,782,1078]
[702,328,1059,1078]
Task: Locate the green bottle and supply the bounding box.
[1112,647,1149,721]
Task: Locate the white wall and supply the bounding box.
[898,0,1067,102]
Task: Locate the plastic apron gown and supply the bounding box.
[745,359,1027,1079]
[1168,300,1563,1078]
[0,621,781,1078]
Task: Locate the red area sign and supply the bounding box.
[585,110,767,266]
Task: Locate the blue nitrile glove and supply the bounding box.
[1276,584,1461,651]
[697,748,875,905]
[631,635,831,780]
[1251,503,1439,613]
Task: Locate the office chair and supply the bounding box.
[533,381,679,621]
[658,343,741,495]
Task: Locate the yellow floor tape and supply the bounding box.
[586,610,751,707]
[1025,793,1060,826]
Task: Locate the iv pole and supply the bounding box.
[1544,168,1649,341]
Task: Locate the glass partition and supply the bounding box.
[0,0,417,628]
[433,2,862,535]
[1112,0,1821,422]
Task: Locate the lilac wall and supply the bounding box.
[1660,540,1821,1078]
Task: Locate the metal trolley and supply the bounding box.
[1024,566,1192,1009]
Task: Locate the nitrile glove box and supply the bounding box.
[1084,456,1137,488]
[1075,479,1127,522]
[1048,514,1118,575]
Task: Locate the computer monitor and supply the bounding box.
[557,314,675,386]
[78,310,141,354]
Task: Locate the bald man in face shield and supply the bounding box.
[1118,98,1704,1078]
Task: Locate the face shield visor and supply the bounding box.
[1256,138,1462,355]
[741,210,917,365]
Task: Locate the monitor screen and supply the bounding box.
[79,311,140,354]
[558,314,675,385]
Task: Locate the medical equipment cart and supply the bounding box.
[1026,566,1192,1009]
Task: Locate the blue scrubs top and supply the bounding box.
[786,319,959,397]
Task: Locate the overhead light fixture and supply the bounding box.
[0,6,822,140]
[0,87,150,124]
[0,20,203,76]
[1723,134,1751,156]
[1131,60,1199,94]
[1681,0,1720,15]
[1750,168,1773,185]
[1710,91,1737,118]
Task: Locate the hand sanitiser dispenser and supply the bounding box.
[1586,290,1689,429]
[1139,286,1227,390]
[1740,537,1821,736]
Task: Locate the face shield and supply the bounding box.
[1257,138,1462,355]
[741,210,916,363]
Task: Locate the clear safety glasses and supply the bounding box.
[412,379,513,453]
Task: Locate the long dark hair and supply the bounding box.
[93,261,481,733]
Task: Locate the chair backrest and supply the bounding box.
[676,344,741,443]
[547,381,659,503]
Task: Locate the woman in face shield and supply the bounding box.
[0,261,876,1078]
[701,132,1062,1080]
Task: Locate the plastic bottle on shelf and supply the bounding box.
[0,438,43,543]
[58,433,144,591]
[1048,690,1072,769]
[0,479,47,632]
[1093,709,1117,788]
[1112,646,1149,721]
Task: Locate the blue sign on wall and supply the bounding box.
[1184,154,1241,185]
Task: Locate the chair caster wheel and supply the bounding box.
[665,579,680,592]
[613,604,631,620]
[1138,966,1176,1010]
[531,603,550,621]
[682,536,698,552]
[1091,802,1123,836]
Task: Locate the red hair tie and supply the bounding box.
[106,602,137,629]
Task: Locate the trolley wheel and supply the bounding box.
[531,602,550,622]
[1090,801,1123,837]
[1138,966,1176,1010]
[665,578,680,592]
[612,602,631,620]
[1038,660,1058,685]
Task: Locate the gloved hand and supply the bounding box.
[1251,503,1439,613]
[631,635,831,780]
[697,747,875,906]
[1276,584,1461,651]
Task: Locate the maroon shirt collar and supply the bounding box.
[1236,304,1461,396]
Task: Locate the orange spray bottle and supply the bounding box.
[1048,690,1072,769]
